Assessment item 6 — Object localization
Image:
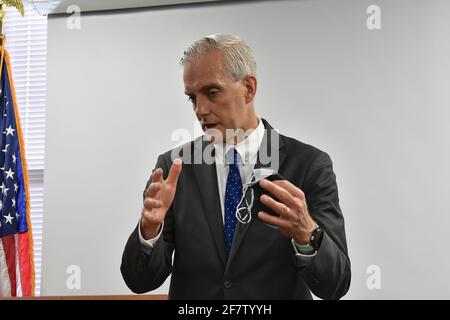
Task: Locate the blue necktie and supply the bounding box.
[224,149,243,254]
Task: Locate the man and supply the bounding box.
[121,34,351,299]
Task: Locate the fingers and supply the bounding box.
[144,182,162,198]
[151,168,164,183]
[258,211,290,229]
[260,194,291,218]
[272,180,304,199]
[166,158,183,186]
[143,198,162,210]
[259,179,297,207]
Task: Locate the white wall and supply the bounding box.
[43,0,450,298]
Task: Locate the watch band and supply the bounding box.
[291,239,315,255]
[291,224,323,255]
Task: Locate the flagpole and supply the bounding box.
[0,4,5,81]
[0,4,3,35]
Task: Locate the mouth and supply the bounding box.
[202,123,219,131]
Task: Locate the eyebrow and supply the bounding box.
[184,83,223,96]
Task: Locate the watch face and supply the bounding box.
[311,228,324,249]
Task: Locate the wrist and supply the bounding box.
[291,239,315,255]
[293,222,317,245]
[140,218,161,240]
[292,224,324,255]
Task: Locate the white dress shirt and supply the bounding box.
[213,118,265,223]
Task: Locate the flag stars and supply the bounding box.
[14,183,18,192]
[2,144,9,153]
[5,125,15,136]
[11,198,16,208]
[0,182,9,196]
[5,168,14,180]
[3,213,14,224]
[12,154,16,164]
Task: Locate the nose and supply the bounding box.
[194,96,210,118]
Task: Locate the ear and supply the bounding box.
[243,75,257,104]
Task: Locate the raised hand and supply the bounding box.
[140,158,182,239]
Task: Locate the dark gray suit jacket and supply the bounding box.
[121,119,351,299]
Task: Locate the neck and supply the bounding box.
[230,112,259,145]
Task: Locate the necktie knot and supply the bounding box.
[226,148,241,166]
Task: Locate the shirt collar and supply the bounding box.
[214,117,265,166]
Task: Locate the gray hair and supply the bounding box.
[180,34,257,81]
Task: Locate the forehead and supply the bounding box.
[183,48,230,91]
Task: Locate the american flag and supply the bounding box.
[0,50,34,297]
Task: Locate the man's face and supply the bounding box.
[183,48,251,142]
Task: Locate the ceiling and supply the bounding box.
[30,0,226,15]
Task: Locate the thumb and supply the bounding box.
[166,158,182,186]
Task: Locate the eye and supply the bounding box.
[187,95,196,104]
[208,89,219,98]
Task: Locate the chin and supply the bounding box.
[203,126,225,143]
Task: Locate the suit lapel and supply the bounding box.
[192,137,227,267]
[226,119,286,269]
